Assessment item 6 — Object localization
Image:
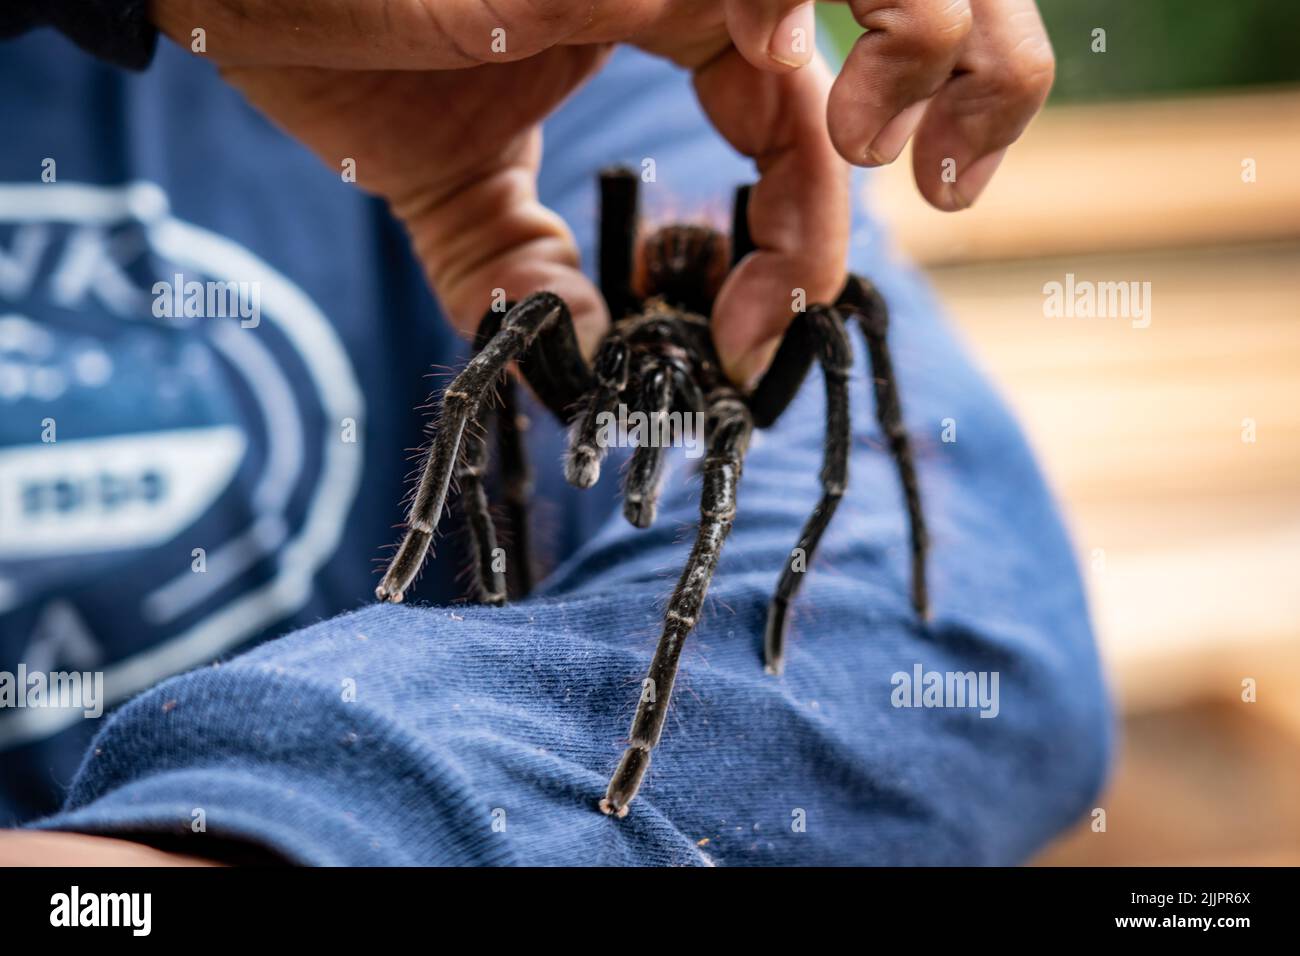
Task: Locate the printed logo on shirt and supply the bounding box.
[0,181,365,749]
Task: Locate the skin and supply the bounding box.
[0,830,219,866]
[0,0,1053,865]
[147,0,1055,385]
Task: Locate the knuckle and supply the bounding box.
[998,37,1056,104]
[519,0,590,34]
[806,259,847,307]
[903,0,974,62]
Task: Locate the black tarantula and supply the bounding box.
[375,168,928,818]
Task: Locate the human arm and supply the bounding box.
[19,192,1110,864]
[1,0,1056,385]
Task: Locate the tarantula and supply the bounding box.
[375,168,928,818]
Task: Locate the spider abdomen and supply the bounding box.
[635,224,728,316]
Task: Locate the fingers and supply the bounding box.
[827,0,974,165]
[387,93,610,358]
[401,143,610,359]
[154,0,820,74]
[149,0,646,69]
[724,0,819,71]
[826,0,1053,210]
[694,52,850,387]
[910,0,1054,209]
[222,48,610,354]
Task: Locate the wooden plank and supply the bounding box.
[926,242,1300,710]
[870,90,1300,263]
[1035,702,1300,866]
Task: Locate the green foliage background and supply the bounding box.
[818,0,1300,103]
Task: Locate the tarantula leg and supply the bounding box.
[515,304,594,423]
[619,356,708,529]
[601,390,753,818]
[457,404,507,606]
[376,292,567,604]
[730,183,755,267]
[762,307,853,675]
[747,309,819,429]
[564,332,630,488]
[841,275,930,619]
[667,358,706,418]
[599,167,640,322]
[462,307,531,603]
[622,360,675,529]
[494,374,534,599]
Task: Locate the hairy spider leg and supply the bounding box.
[493,374,534,600]
[456,400,508,605]
[747,310,820,429]
[599,166,640,321]
[667,355,706,417]
[600,388,753,817]
[730,183,755,267]
[376,292,568,604]
[761,306,854,674]
[731,180,818,430]
[840,275,930,619]
[622,357,676,528]
[460,306,534,603]
[564,332,630,488]
[513,306,593,424]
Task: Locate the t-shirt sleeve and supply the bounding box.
[26,244,1112,862]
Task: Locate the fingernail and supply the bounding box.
[769,2,816,68]
[726,338,782,391]
[943,148,1007,210]
[864,100,929,167]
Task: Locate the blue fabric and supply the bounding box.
[29,246,1113,863]
[4,32,1112,862]
[0,29,610,819]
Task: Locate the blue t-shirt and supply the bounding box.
[1,28,1111,864]
[0,29,630,820]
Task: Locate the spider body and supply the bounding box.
[635,223,729,316]
[375,167,928,818]
[564,298,723,520]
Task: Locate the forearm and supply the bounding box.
[0,830,216,866]
[22,252,1111,864]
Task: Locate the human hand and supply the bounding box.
[148,1,1052,385]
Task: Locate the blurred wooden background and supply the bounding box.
[868,89,1300,865]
